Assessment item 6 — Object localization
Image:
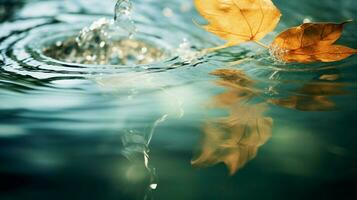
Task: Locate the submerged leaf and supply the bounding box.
[270,21,357,63]
[194,0,281,49]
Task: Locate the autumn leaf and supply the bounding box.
[270,21,357,63]
[194,0,281,50]
[192,69,273,175]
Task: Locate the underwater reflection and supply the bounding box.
[192,69,273,175]
[269,75,346,111]
[192,70,346,175]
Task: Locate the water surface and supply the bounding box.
[0,0,357,200]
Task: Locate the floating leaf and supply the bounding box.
[270,22,357,63]
[194,0,281,50]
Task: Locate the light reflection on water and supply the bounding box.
[0,0,357,200]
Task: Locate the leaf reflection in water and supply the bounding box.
[192,69,273,175]
[269,77,346,111]
[192,69,347,175]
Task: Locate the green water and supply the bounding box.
[0,0,356,200]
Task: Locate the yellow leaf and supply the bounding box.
[194,0,281,50]
[270,22,357,63]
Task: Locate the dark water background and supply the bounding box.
[0,0,357,200]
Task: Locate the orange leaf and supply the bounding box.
[194,0,281,50]
[270,21,357,63]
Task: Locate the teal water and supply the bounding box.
[0,0,357,200]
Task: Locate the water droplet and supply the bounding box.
[150,183,158,190]
[55,41,62,47]
[99,41,106,48]
[175,38,201,63]
[303,18,312,23]
[163,7,174,18]
[114,0,137,38]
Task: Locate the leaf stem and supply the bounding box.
[253,41,269,49]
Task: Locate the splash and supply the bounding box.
[76,0,137,47]
[269,44,288,64]
[75,17,113,54]
[121,115,168,199]
[114,0,137,38]
[175,38,203,64]
[44,35,165,65]
[44,0,165,65]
